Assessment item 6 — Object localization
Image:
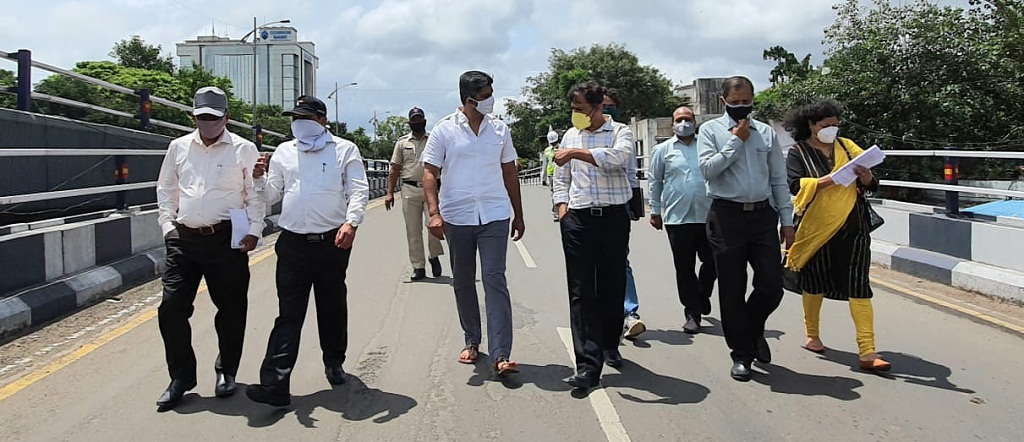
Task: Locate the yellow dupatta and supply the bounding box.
[785,138,864,271]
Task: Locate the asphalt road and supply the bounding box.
[1,186,1021,441]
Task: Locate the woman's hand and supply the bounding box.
[854,165,873,186]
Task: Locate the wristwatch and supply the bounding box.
[346,220,359,229]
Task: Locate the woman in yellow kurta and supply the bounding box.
[784,100,890,371]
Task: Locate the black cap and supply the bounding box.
[283,95,328,117]
[408,107,425,119]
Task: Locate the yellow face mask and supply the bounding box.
[571,111,592,130]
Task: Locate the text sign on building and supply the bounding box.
[259,28,295,42]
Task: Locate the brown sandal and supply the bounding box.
[458,345,479,364]
[495,358,519,375]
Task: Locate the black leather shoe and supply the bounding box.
[755,337,772,364]
[245,384,291,407]
[563,374,599,389]
[411,268,427,281]
[325,366,346,385]
[604,350,624,368]
[683,316,701,334]
[730,362,752,382]
[214,372,236,398]
[156,379,197,410]
[429,257,442,277]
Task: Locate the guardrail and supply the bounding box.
[518,166,543,186]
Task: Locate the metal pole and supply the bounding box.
[15,49,31,111]
[252,17,258,129]
[333,81,339,134]
[944,146,960,217]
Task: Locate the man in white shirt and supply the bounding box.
[553,81,635,390]
[422,70,525,376]
[154,86,264,411]
[246,96,368,407]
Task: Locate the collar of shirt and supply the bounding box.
[190,128,232,148]
[454,108,494,133]
[721,113,763,130]
[583,115,615,134]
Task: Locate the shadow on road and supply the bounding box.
[171,375,418,428]
[752,364,864,400]
[405,276,454,285]
[627,328,694,348]
[600,360,711,405]
[466,351,574,392]
[815,348,976,394]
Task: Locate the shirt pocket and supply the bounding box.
[213,163,243,191]
[319,161,345,193]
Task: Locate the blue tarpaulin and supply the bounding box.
[963,200,1024,219]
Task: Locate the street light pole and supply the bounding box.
[327,81,357,135]
[241,18,290,127]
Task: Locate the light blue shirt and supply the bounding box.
[696,115,794,226]
[648,136,711,225]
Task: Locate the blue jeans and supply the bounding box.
[624,251,639,317]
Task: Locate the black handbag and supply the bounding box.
[865,198,885,232]
[782,253,801,294]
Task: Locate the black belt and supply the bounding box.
[282,228,338,243]
[713,199,771,212]
[569,204,627,217]
[175,220,230,236]
[402,180,422,188]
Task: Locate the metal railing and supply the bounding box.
[518,166,543,186]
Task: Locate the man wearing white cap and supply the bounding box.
[542,129,560,221]
[155,86,264,411]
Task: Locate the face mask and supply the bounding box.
[472,96,495,115]
[816,126,839,143]
[673,121,695,137]
[724,102,753,121]
[571,111,592,130]
[602,106,619,121]
[291,119,329,152]
[196,118,228,140]
[409,121,427,133]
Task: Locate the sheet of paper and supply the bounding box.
[832,145,886,187]
[230,208,263,249]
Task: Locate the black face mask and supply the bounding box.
[724,103,753,121]
[409,122,427,133]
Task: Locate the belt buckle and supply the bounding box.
[742,203,755,212]
[199,225,216,235]
[305,233,323,242]
[590,207,603,217]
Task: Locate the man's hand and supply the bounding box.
[780,225,796,250]
[510,217,525,241]
[253,154,269,179]
[553,149,575,166]
[428,213,446,240]
[384,192,395,210]
[239,234,259,253]
[650,214,664,230]
[556,203,568,220]
[732,119,751,141]
[335,223,357,249]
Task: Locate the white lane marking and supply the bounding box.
[556,327,632,442]
[514,240,537,269]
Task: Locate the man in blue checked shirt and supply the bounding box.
[553,81,635,390]
[648,106,716,335]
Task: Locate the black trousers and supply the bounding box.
[705,201,784,364]
[159,227,250,382]
[560,206,630,377]
[665,223,716,319]
[258,230,351,393]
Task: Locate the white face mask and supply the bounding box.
[472,96,495,115]
[673,121,695,137]
[291,119,329,152]
[816,126,839,144]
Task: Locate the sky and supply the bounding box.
[1,0,971,133]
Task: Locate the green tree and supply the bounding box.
[341,127,373,158]
[762,46,813,85]
[110,35,175,74]
[364,115,409,159]
[0,69,14,109]
[506,44,678,160]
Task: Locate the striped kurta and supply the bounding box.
[786,141,876,300]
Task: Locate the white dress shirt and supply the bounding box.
[421,109,518,226]
[157,130,264,237]
[257,135,369,234]
[552,117,635,209]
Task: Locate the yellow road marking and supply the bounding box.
[0,247,276,402]
[871,277,1024,335]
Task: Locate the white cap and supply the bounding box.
[547,131,559,144]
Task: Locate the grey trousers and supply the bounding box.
[445,219,513,360]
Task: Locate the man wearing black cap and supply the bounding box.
[246,95,369,406]
[155,86,264,410]
[385,107,445,281]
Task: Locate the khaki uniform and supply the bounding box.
[391,133,444,269]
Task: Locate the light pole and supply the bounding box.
[240,18,290,126]
[369,110,391,142]
[327,81,357,135]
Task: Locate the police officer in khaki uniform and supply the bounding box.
[385,107,445,281]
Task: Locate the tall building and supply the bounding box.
[175,27,318,110]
